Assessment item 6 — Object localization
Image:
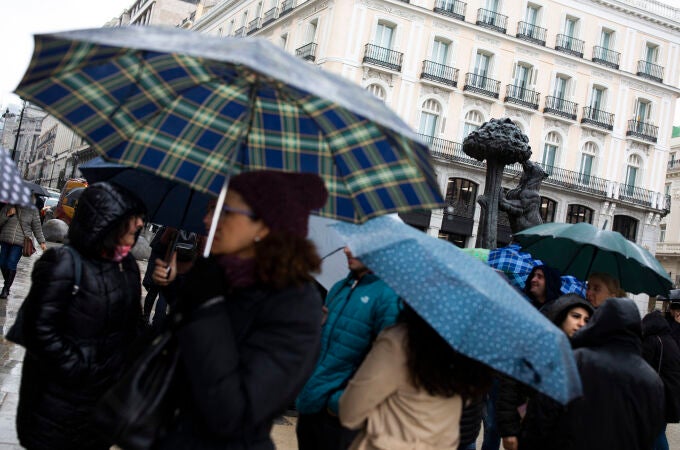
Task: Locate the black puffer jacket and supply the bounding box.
[642,311,680,423]
[16,182,145,450]
[155,258,323,450]
[564,298,665,450]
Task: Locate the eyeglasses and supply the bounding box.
[207,204,258,220]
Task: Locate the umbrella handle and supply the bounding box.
[203,177,230,258]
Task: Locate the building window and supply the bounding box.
[445,178,478,212]
[366,83,386,101]
[660,224,666,243]
[539,197,557,223]
[431,38,450,65]
[625,154,641,188]
[552,75,572,101]
[374,22,395,49]
[542,131,560,172]
[279,33,288,49]
[563,16,579,38]
[600,29,614,49]
[473,51,493,79]
[418,99,442,137]
[589,85,607,112]
[578,142,597,185]
[613,215,638,242]
[305,19,318,44]
[525,3,541,25]
[511,62,536,91]
[634,98,652,122]
[438,232,467,248]
[463,110,483,138]
[566,204,593,224]
[644,43,659,64]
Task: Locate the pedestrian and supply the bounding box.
[339,303,493,449]
[497,264,562,450]
[15,182,147,449]
[642,310,680,450]
[0,200,47,298]
[665,301,680,349]
[585,272,625,308]
[296,247,401,450]
[516,294,594,450]
[151,170,327,449]
[565,297,665,450]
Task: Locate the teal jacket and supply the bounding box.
[296,272,400,415]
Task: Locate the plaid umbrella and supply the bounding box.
[0,148,34,209]
[488,244,542,290]
[16,26,444,223]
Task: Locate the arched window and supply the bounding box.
[444,177,478,219]
[463,110,483,137]
[418,99,442,137]
[566,204,593,224]
[542,132,560,173]
[366,83,386,101]
[623,154,642,197]
[613,215,638,242]
[578,142,597,185]
[540,196,557,223]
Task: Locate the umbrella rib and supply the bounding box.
[584,246,598,279]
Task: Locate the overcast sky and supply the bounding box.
[1,0,679,123]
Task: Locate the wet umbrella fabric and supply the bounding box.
[16,26,444,223]
[0,148,34,208]
[332,216,582,405]
[515,222,672,296]
[23,181,49,197]
[79,157,209,234]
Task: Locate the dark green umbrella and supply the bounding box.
[514,222,671,296]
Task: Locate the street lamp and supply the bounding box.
[2,102,26,162]
[48,155,58,188]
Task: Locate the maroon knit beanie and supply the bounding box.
[229,171,329,237]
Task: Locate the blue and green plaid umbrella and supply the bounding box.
[16,26,444,223]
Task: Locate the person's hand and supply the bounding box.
[152,251,177,286]
[502,436,518,450]
[6,207,16,217]
[40,243,47,251]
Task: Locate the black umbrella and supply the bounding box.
[24,181,49,197]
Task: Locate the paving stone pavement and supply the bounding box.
[0,245,678,449]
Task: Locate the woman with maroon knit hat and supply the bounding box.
[152,170,328,450]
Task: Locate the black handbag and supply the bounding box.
[94,328,180,450]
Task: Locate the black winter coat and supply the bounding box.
[16,183,145,450]
[642,311,680,423]
[458,398,484,449]
[564,298,665,450]
[155,260,323,450]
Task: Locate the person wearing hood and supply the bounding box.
[642,310,680,450]
[15,182,147,449]
[516,294,593,450]
[665,301,680,350]
[498,264,563,450]
[151,171,327,449]
[563,298,664,450]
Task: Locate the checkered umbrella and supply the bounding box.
[16,26,444,223]
[488,244,542,290]
[0,148,34,209]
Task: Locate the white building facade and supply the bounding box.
[188,0,679,254]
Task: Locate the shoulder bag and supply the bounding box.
[16,208,36,257]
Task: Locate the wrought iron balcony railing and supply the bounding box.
[463,73,500,98]
[516,21,546,46]
[433,0,466,21]
[233,27,245,37]
[555,34,584,58]
[504,84,540,109]
[637,60,664,83]
[592,46,620,69]
[476,8,508,34]
[544,96,578,120]
[581,107,614,131]
[262,8,278,27]
[247,18,261,34]
[421,60,459,87]
[626,119,658,143]
[618,183,657,208]
[279,0,294,17]
[295,42,317,61]
[363,44,404,72]
[668,159,680,171]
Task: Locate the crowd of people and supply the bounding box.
[0,173,679,450]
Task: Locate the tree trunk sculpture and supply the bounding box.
[463,118,531,249]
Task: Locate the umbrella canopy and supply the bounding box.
[79,157,210,234]
[515,222,672,296]
[488,244,541,290]
[307,216,349,290]
[333,216,582,405]
[16,26,444,224]
[0,148,34,208]
[23,181,49,197]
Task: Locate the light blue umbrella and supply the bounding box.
[333,216,582,405]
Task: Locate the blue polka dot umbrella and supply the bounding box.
[0,147,34,209]
[333,216,582,405]
[15,26,443,224]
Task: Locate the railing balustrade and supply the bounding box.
[295,43,317,61]
[279,0,295,17]
[476,8,508,34]
[463,72,500,98]
[233,27,245,37]
[626,119,658,143]
[637,60,664,82]
[618,183,655,208]
[555,34,585,58]
[363,44,404,72]
[433,0,466,21]
[421,60,459,87]
[247,18,261,34]
[262,8,278,26]
[581,107,614,131]
[504,84,540,109]
[544,96,578,120]
[592,46,621,69]
[516,21,546,46]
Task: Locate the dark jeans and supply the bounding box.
[296,410,358,450]
[0,243,22,271]
[481,378,501,450]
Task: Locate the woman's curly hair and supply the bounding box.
[254,231,321,290]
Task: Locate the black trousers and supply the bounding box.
[296,410,359,450]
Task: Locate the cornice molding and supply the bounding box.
[590,0,680,32]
